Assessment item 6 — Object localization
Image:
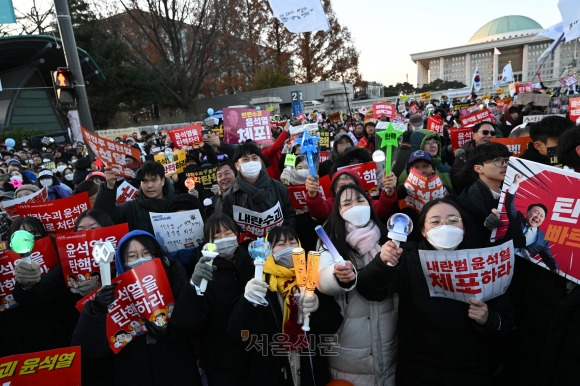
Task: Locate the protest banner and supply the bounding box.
[150,210,204,253]
[336,162,380,197]
[319,151,329,163]
[459,109,491,128]
[55,224,129,291]
[516,93,550,106]
[522,114,567,124]
[115,181,139,204]
[373,103,396,119]
[14,193,90,234]
[153,149,186,176]
[1,188,47,218]
[419,240,514,303]
[327,112,341,123]
[223,108,272,145]
[318,129,330,150]
[185,164,218,190]
[509,82,532,96]
[287,175,331,214]
[167,124,203,149]
[560,74,578,87]
[232,202,284,239]
[0,346,81,385]
[426,115,445,136]
[448,127,473,152]
[81,127,141,178]
[400,168,448,214]
[492,157,580,284]
[0,237,59,311]
[569,97,580,123]
[490,136,531,157]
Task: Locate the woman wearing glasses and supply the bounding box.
[358,198,513,386]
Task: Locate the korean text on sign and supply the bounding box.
[232,203,285,238]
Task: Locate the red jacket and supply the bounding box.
[262,130,289,181]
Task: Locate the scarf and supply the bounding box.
[279,168,308,185]
[235,170,272,203]
[345,221,382,266]
[263,256,306,349]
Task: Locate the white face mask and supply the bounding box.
[10,175,22,181]
[426,225,464,250]
[213,236,238,257]
[64,174,74,181]
[296,169,310,179]
[42,159,51,163]
[341,205,371,227]
[126,256,153,270]
[71,159,77,164]
[57,165,67,173]
[240,161,261,179]
[40,179,53,187]
[273,247,294,268]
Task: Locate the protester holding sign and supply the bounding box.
[316,185,397,385]
[36,169,73,200]
[370,198,512,385]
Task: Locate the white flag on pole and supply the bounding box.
[268,0,329,33]
[558,0,580,41]
[532,22,564,41]
[494,47,501,55]
[494,63,514,88]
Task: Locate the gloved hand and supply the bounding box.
[91,283,118,314]
[77,280,100,297]
[210,184,220,195]
[188,188,199,198]
[191,256,217,286]
[484,209,502,230]
[302,293,319,314]
[14,260,41,290]
[244,278,268,306]
[141,317,168,340]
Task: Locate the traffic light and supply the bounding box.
[51,67,76,107]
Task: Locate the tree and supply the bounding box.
[249,65,292,90]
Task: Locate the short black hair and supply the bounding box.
[267,225,299,248]
[472,121,496,134]
[217,161,237,176]
[530,115,574,144]
[74,209,114,231]
[138,161,165,181]
[556,128,580,169]
[527,203,548,217]
[232,142,263,163]
[467,142,511,167]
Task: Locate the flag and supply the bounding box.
[0,0,16,24]
[494,47,502,55]
[471,67,481,92]
[268,0,329,33]
[493,63,514,88]
[0,78,2,92]
[558,0,580,41]
[532,22,564,41]
[537,32,565,62]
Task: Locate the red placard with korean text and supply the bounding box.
[115,181,139,204]
[105,259,175,354]
[449,127,473,152]
[0,237,59,312]
[223,108,272,145]
[400,168,448,214]
[55,224,129,290]
[167,124,203,149]
[492,157,580,284]
[509,82,532,95]
[287,175,331,214]
[459,109,491,128]
[490,136,531,157]
[419,240,514,302]
[81,126,141,178]
[373,103,396,119]
[2,188,48,219]
[14,193,90,234]
[337,162,380,197]
[426,115,445,136]
[0,346,81,385]
[569,97,580,123]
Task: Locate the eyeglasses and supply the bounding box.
[477,130,496,136]
[126,250,153,262]
[484,157,509,167]
[425,215,462,227]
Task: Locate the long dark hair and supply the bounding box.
[323,184,387,266]
[74,209,114,231]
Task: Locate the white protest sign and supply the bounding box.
[232,202,284,238]
[289,123,319,136]
[149,210,204,253]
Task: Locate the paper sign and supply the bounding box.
[0,346,81,385]
[516,93,551,106]
[373,103,396,119]
[154,149,186,176]
[115,181,139,204]
[81,127,141,178]
[223,108,272,145]
[419,240,514,302]
[232,202,284,238]
[459,109,491,128]
[287,175,331,214]
[522,114,566,123]
[167,124,203,149]
[319,130,330,150]
[449,127,473,152]
[2,188,48,218]
[14,193,90,234]
[560,74,578,87]
[185,164,218,189]
[55,224,129,290]
[490,136,531,157]
[336,162,380,197]
[149,210,204,253]
[569,97,580,123]
[426,115,445,136]
[0,237,59,311]
[400,168,448,214]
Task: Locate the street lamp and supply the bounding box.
[330,99,335,109]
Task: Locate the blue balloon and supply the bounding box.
[207,108,214,116]
[5,138,15,148]
[255,106,261,111]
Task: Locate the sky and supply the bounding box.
[332,0,564,86]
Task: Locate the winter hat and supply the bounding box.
[408,150,433,167]
[85,171,106,181]
[409,114,424,127]
[6,159,21,166]
[0,191,15,200]
[38,169,54,179]
[14,184,40,197]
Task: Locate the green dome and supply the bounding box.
[469,15,543,44]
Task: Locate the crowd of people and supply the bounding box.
[1,93,580,386]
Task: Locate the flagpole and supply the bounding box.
[531,61,547,83]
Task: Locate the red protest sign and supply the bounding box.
[400,168,449,214]
[15,192,90,234]
[55,224,129,291]
[569,97,580,123]
[106,259,175,354]
[337,162,380,197]
[426,115,445,136]
[223,108,272,145]
[0,237,59,312]
[319,151,329,163]
[0,346,81,385]
[490,136,531,157]
[373,103,396,119]
[2,188,48,219]
[81,126,141,178]
[287,175,331,214]
[449,127,473,152]
[509,82,532,95]
[167,124,203,149]
[115,181,139,205]
[459,109,491,128]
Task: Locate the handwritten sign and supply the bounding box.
[149,210,205,253]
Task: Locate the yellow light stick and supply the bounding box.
[302,251,321,332]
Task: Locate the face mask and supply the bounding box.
[296,169,310,179]
[126,256,153,270]
[426,225,464,250]
[42,159,50,163]
[240,161,261,179]
[273,247,294,268]
[213,236,238,257]
[341,205,371,227]
[40,179,53,187]
[64,174,74,181]
[57,165,67,173]
[71,159,77,164]
[10,175,22,181]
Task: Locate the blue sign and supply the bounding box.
[292,101,304,116]
[0,0,16,24]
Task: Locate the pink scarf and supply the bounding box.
[345,221,382,266]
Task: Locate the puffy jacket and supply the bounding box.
[398,129,452,186]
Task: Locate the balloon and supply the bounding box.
[255,106,261,111]
[207,108,214,116]
[5,138,15,148]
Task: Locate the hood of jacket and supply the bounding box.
[114,229,159,275]
[410,129,442,164]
